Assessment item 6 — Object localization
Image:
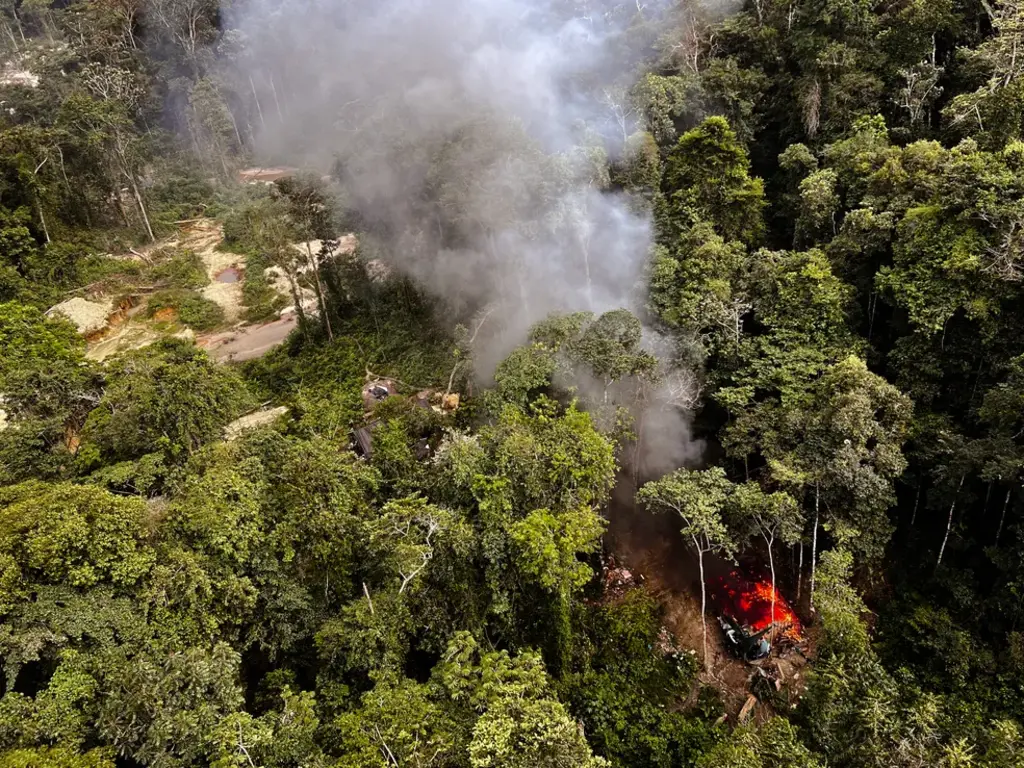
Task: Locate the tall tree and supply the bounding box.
[637,467,735,669]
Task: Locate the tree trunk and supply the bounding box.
[129,176,155,242]
[577,227,594,311]
[766,534,777,635]
[284,265,309,336]
[796,540,804,604]
[633,409,645,484]
[37,203,50,244]
[250,76,266,128]
[810,483,820,612]
[270,74,284,121]
[3,23,17,50]
[228,109,244,150]
[911,484,922,527]
[936,475,965,570]
[114,190,131,228]
[304,242,333,341]
[698,546,708,671]
[996,486,1012,546]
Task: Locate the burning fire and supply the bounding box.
[709,570,803,642]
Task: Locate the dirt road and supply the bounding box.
[201,313,299,362]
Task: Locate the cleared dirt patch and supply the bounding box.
[47,297,115,335]
[201,313,299,362]
[606,477,811,723]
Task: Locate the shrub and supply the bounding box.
[149,249,209,289]
[147,289,224,331]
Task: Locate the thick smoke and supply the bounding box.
[229,0,710,470]
[230,0,662,327]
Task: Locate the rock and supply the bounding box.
[224,406,289,441]
[47,297,114,335]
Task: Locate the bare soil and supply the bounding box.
[200,314,300,362]
[80,219,287,359]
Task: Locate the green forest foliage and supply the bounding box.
[1,0,1024,767]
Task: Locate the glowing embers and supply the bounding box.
[709,569,803,642]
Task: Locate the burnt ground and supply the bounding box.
[604,477,813,724]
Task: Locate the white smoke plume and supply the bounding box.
[227,0,719,470]
[227,0,667,326]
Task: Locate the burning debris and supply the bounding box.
[709,569,803,644]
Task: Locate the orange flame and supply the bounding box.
[709,570,803,642]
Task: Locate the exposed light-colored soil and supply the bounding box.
[74,218,362,363]
[166,218,248,324]
[264,265,318,316]
[0,68,39,88]
[47,297,115,335]
[88,326,194,362]
[237,167,296,183]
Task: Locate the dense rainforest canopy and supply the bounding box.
[0,0,1023,766]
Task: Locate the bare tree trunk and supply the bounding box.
[115,191,131,228]
[796,540,804,604]
[283,264,309,336]
[37,203,50,244]
[228,109,244,149]
[3,23,17,50]
[766,534,776,634]
[269,74,284,122]
[936,475,965,569]
[911,484,922,527]
[250,75,266,129]
[698,546,708,670]
[868,291,877,341]
[129,176,155,242]
[304,242,333,341]
[633,410,645,484]
[996,486,1012,546]
[577,226,594,310]
[810,483,820,612]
